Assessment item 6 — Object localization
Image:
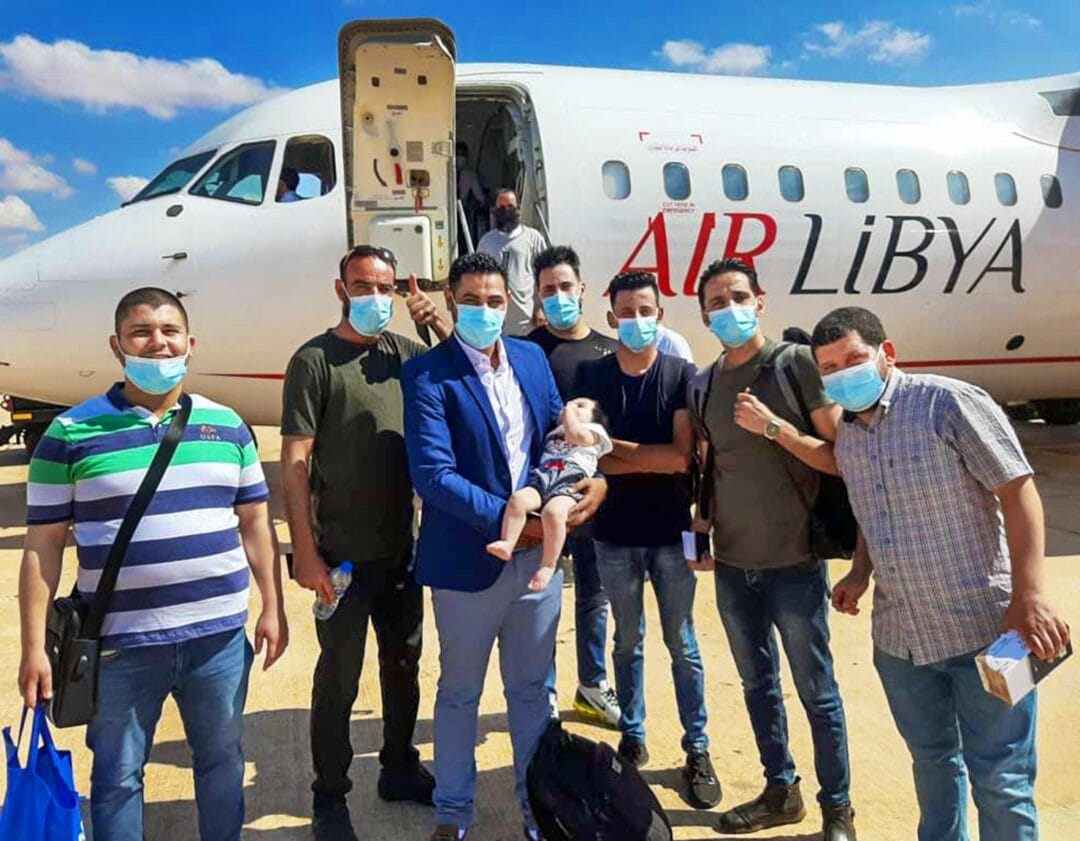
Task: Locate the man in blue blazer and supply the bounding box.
[403,253,607,841]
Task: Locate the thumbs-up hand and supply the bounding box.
[405,273,438,325]
[734,388,776,436]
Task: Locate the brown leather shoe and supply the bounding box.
[716,778,806,834]
[430,825,465,841]
[823,803,856,841]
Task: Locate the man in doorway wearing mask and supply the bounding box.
[477,188,548,337]
[19,287,288,840]
[813,306,1069,841]
[526,245,620,729]
[403,252,608,841]
[572,270,721,812]
[688,259,856,840]
[281,246,452,840]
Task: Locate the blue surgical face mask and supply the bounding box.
[455,303,505,349]
[617,316,658,352]
[542,292,581,331]
[123,351,189,395]
[822,349,887,412]
[708,303,759,348]
[348,293,393,336]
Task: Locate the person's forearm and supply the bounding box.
[19,546,63,652]
[247,531,284,613]
[773,420,839,476]
[851,529,874,579]
[609,439,689,473]
[1000,477,1046,596]
[280,457,319,556]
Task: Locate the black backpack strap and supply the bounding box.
[82,394,192,639]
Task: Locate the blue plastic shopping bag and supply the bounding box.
[0,705,85,841]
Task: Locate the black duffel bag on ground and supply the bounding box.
[527,720,673,841]
[45,395,191,728]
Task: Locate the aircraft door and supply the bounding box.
[338,19,456,291]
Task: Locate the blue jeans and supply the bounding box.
[570,531,609,688]
[593,541,708,753]
[713,561,850,806]
[431,547,562,831]
[85,627,253,841]
[874,647,1038,841]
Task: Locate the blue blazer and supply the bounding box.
[403,337,563,591]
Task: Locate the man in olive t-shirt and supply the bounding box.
[281,247,452,841]
[689,259,856,841]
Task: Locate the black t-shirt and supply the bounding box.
[527,327,618,400]
[573,352,692,547]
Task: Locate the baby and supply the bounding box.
[487,397,613,590]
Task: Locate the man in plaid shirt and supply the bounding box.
[810,306,1069,841]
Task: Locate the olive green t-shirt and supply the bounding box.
[690,340,832,570]
[281,330,425,563]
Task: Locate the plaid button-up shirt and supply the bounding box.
[834,370,1032,665]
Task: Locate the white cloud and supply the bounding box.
[72,157,96,175]
[660,39,772,75]
[0,195,44,232]
[0,34,285,119]
[0,138,73,197]
[106,175,149,202]
[803,20,931,64]
[953,2,1041,27]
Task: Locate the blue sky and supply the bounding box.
[0,0,1075,256]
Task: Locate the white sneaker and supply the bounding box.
[573,681,621,729]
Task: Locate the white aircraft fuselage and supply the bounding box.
[1,54,1078,425]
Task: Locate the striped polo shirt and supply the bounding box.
[26,384,269,649]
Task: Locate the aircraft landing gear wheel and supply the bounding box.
[1034,399,1080,426]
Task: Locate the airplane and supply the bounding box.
[2,17,1079,456]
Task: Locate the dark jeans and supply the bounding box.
[570,530,609,688]
[311,555,423,803]
[713,560,851,806]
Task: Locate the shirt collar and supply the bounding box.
[456,334,506,375]
[106,382,181,423]
[841,368,906,426]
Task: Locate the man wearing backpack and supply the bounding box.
[688,259,856,840]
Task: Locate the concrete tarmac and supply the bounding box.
[0,416,1077,840]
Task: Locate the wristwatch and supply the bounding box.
[763,417,783,441]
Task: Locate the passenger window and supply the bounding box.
[995,172,1018,207]
[947,171,971,206]
[190,141,276,205]
[845,168,869,203]
[896,169,921,204]
[722,164,749,201]
[279,135,337,202]
[778,166,804,202]
[663,162,691,200]
[602,160,631,200]
[1041,174,1063,209]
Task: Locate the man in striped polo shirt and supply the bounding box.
[18,287,288,841]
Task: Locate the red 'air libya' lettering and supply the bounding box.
[618,211,1023,296]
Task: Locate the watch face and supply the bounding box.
[765,419,782,440]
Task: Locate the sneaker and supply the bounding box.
[573,682,621,729]
[683,749,722,809]
[717,778,806,834]
[430,826,466,841]
[312,800,358,841]
[616,735,649,768]
[822,803,857,841]
[378,763,436,806]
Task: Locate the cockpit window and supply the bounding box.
[189,141,277,205]
[278,135,336,202]
[127,150,216,204]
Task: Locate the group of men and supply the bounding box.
[15,230,1070,841]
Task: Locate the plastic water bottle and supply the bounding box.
[312,561,353,620]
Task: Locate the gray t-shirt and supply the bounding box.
[477,224,547,336]
[689,340,832,570]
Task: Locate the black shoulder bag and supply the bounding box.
[45,394,192,727]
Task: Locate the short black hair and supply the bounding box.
[811,307,887,354]
[338,245,397,282]
[697,258,761,310]
[280,167,299,191]
[492,187,516,207]
[115,287,189,334]
[449,251,507,291]
[607,271,659,310]
[533,245,580,286]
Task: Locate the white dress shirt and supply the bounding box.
[457,335,534,490]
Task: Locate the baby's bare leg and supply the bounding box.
[487,487,543,560]
[530,494,577,591]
